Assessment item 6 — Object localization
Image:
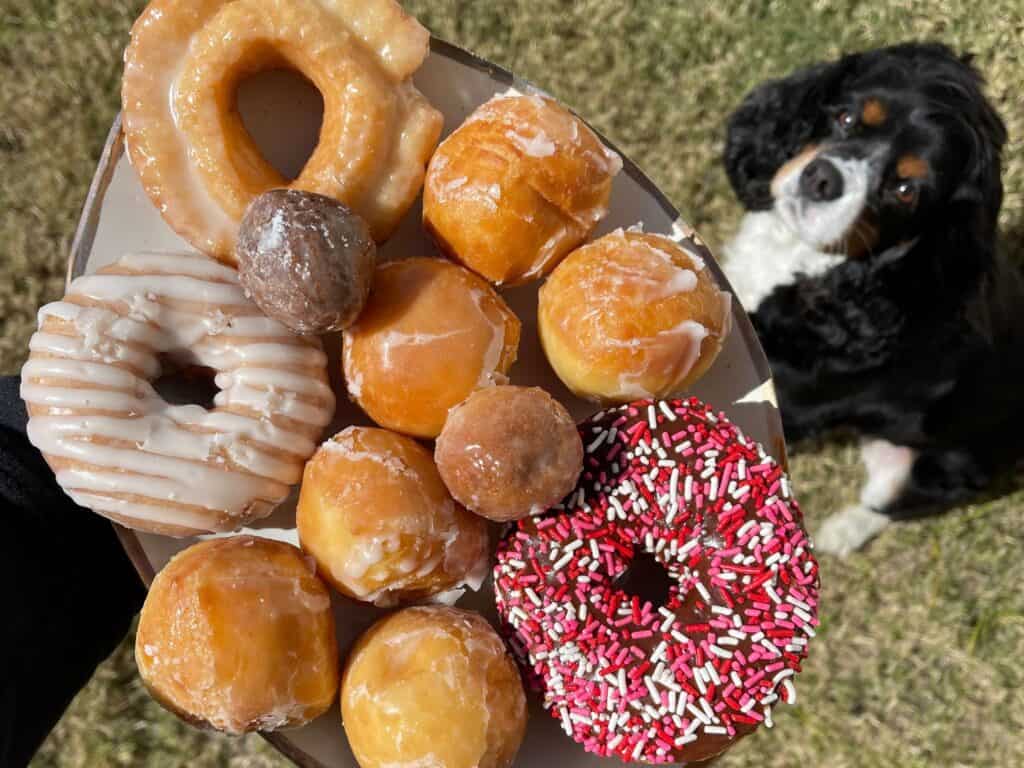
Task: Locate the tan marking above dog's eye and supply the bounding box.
[897,154,929,180]
[861,99,888,126]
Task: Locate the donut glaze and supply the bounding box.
[494,398,819,764]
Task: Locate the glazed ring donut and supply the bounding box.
[495,398,819,765]
[122,0,443,260]
[20,251,335,536]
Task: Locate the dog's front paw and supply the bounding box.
[814,505,891,557]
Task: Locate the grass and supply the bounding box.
[3,0,1023,766]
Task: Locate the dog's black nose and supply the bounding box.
[799,158,844,202]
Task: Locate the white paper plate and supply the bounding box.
[68,37,784,768]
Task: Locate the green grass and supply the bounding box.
[4,0,1023,766]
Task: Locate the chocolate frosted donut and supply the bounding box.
[236,189,376,334]
[494,398,820,765]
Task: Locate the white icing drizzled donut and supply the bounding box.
[21,251,335,536]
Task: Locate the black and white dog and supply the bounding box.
[722,42,1024,555]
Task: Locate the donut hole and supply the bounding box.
[614,547,675,609]
[235,66,324,181]
[153,360,219,410]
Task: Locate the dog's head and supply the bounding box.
[724,43,1006,260]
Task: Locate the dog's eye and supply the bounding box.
[835,110,856,131]
[894,181,918,205]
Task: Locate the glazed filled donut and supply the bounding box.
[424,89,621,286]
[297,426,490,606]
[494,398,819,765]
[21,251,335,536]
[538,229,732,404]
[122,0,443,260]
[341,606,528,768]
[343,258,521,438]
[136,536,338,734]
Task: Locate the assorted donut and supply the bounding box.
[494,398,819,764]
[21,0,821,764]
[342,257,521,438]
[21,251,334,536]
[122,0,442,259]
[424,90,621,286]
[297,426,489,606]
[236,189,377,335]
[136,536,339,733]
[435,385,583,522]
[539,229,732,404]
[342,606,528,768]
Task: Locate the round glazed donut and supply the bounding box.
[136,536,338,734]
[494,398,819,765]
[423,89,621,286]
[343,258,521,438]
[538,229,732,404]
[435,385,583,522]
[122,0,443,260]
[21,251,335,536]
[297,426,489,606]
[342,606,528,768]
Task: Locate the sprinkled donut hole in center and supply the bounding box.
[494,398,819,765]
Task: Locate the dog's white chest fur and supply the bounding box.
[723,210,844,311]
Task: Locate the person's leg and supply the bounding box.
[0,376,145,767]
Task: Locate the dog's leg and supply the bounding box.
[814,442,991,556]
[814,439,916,556]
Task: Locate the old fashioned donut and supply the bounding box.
[423,89,621,285]
[21,251,335,536]
[538,229,732,404]
[122,0,443,260]
[494,398,820,765]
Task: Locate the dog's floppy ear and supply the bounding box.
[914,136,1003,291]
[724,59,852,210]
[924,53,1007,279]
[949,66,1007,243]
